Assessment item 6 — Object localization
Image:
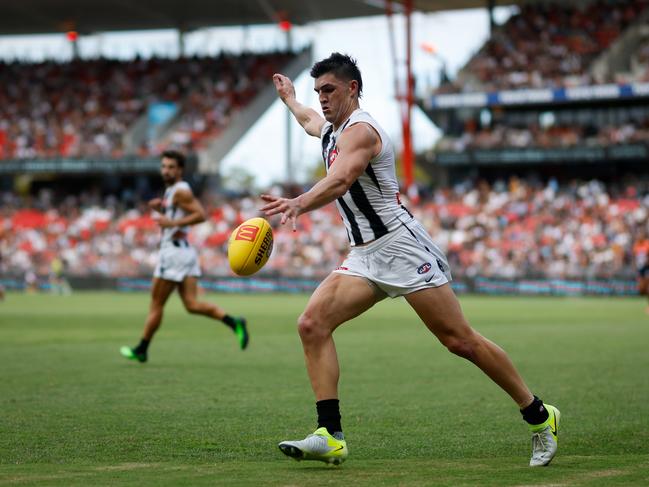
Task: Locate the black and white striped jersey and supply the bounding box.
[321,108,414,246]
[160,180,192,246]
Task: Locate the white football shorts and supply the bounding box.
[154,243,201,283]
[334,221,452,298]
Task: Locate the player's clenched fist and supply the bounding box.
[273,73,296,103]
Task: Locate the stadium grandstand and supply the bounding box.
[0,52,299,159]
[416,0,649,296]
[3,3,649,486]
[1,0,648,297]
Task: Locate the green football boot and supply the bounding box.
[233,317,249,350]
[120,346,147,363]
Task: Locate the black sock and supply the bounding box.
[521,395,549,425]
[316,399,342,436]
[134,338,149,354]
[222,315,236,330]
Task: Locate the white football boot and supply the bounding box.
[278,427,348,465]
[529,404,561,467]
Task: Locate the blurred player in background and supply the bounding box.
[262,53,560,467]
[0,253,5,301]
[24,270,38,293]
[49,256,72,295]
[120,150,249,363]
[633,228,649,313]
[0,226,6,301]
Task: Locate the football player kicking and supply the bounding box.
[262,53,560,467]
[120,150,249,363]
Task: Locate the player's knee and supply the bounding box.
[297,312,328,342]
[184,300,201,314]
[442,330,479,360]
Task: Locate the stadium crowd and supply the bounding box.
[438,0,649,93]
[436,118,649,152]
[0,51,295,159]
[2,178,648,282]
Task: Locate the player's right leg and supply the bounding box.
[405,283,560,466]
[278,272,380,465]
[178,277,249,350]
[120,277,176,363]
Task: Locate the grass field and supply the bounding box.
[1,292,648,486]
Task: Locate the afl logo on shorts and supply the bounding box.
[417,262,432,274]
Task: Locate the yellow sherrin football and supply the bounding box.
[227,217,274,276]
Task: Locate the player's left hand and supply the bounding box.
[260,194,300,231]
[272,74,296,103]
[156,216,175,228]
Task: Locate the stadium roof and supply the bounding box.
[0,0,521,36]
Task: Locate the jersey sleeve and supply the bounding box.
[176,181,193,195]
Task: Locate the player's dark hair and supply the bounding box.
[310,53,363,97]
[161,150,185,168]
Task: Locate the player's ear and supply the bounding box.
[349,80,358,97]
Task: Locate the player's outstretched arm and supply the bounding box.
[156,190,206,228]
[260,123,379,229]
[148,197,163,213]
[273,73,325,138]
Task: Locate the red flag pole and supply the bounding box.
[403,0,417,201]
[386,0,417,201]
